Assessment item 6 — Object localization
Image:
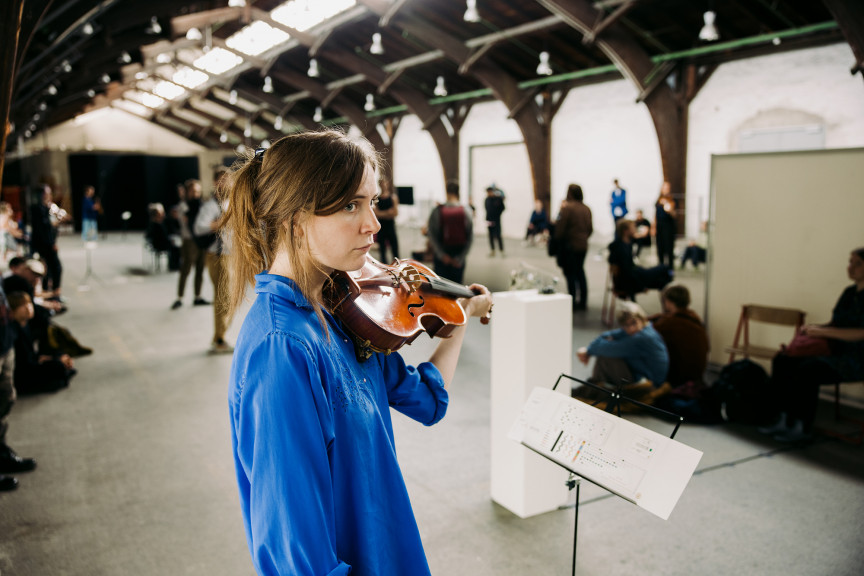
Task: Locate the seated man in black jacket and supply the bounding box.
[608,219,674,300]
[7,291,76,395]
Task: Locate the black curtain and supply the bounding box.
[68,154,199,231]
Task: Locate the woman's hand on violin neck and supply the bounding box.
[460,284,493,319]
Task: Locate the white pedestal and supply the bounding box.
[490,289,572,518]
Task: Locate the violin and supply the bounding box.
[325,256,489,361]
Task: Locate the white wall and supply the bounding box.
[688,43,864,237]
[22,108,205,156]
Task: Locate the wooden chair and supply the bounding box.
[725,304,806,363]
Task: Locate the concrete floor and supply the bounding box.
[1,229,862,576]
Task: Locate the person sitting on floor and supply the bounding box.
[574,302,669,400]
[3,258,91,358]
[7,291,76,395]
[652,284,710,389]
[608,218,674,300]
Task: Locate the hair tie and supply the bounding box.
[253,147,267,162]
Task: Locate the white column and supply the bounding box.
[490,289,572,518]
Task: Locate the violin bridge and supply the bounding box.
[396,264,423,295]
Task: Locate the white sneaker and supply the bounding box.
[209,340,234,355]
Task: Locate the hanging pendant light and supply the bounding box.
[186,27,203,41]
[464,0,480,23]
[263,76,274,93]
[699,11,719,42]
[220,131,228,143]
[308,58,320,78]
[364,94,375,112]
[433,76,448,97]
[229,90,238,105]
[370,32,384,55]
[536,51,553,76]
[313,106,323,122]
[274,115,283,131]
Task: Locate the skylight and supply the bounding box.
[272,0,356,32]
[194,47,244,75]
[226,20,290,56]
[152,80,187,101]
[125,90,166,109]
[172,66,210,89]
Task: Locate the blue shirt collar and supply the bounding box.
[254,272,314,310]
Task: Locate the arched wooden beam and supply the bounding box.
[359,0,555,208]
[268,67,388,171]
[822,0,864,80]
[316,44,459,184]
[537,0,688,233]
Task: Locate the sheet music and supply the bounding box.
[510,387,703,520]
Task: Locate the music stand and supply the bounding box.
[527,374,690,576]
[79,240,103,290]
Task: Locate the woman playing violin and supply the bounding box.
[222,129,492,576]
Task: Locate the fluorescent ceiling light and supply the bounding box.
[172,66,209,89]
[226,21,290,56]
[194,48,243,75]
[272,0,356,32]
[152,80,186,100]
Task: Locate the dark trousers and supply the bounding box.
[34,244,62,291]
[770,353,842,430]
[562,249,588,309]
[377,222,399,263]
[433,256,465,285]
[681,245,706,268]
[488,223,503,252]
[656,224,675,268]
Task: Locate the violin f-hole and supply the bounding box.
[407,294,425,317]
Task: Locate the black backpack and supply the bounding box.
[710,359,772,424]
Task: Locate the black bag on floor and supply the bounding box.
[710,359,771,424]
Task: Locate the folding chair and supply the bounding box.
[725,304,806,363]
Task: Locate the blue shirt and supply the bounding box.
[229,274,449,576]
[586,324,669,385]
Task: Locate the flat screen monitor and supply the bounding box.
[396,186,414,205]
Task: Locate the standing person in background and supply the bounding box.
[654,181,677,268]
[427,180,473,284]
[194,169,233,354]
[80,186,99,242]
[29,185,67,300]
[171,180,208,309]
[373,180,400,263]
[610,178,628,223]
[555,184,593,311]
[484,185,505,257]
